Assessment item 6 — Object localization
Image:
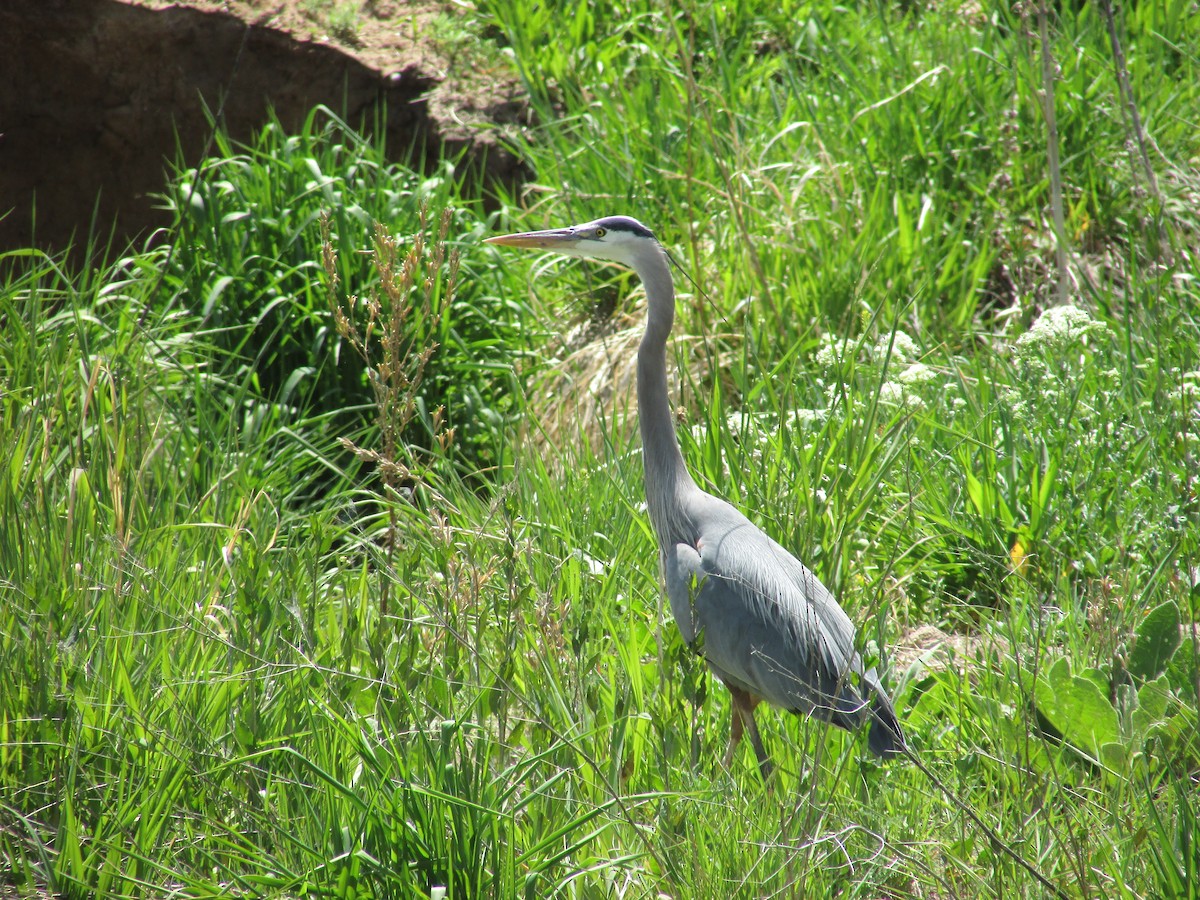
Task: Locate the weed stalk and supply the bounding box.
[321,205,460,619]
[1036,2,1071,306]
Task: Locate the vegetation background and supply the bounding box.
[2,0,1198,897]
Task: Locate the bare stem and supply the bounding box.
[1038,4,1070,307]
[1099,0,1171,261]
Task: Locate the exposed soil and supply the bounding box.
[0,0,529,259]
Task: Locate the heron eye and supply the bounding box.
[595,227,607,238]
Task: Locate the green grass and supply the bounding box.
[2,0,1199,897]
[297,0,364,45]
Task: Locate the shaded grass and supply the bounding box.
[159,105,528,473]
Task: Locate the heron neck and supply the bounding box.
[634,246,695,536]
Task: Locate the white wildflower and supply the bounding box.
[879,381,926,411]
[873,330,921,364]
[1015,304,1109,355]
[897,362,936,385]
[792,407,826,428]
[815,333,843,370]
[878,382,904,405]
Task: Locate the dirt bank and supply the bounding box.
[0,0,526,259]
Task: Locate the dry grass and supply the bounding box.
[524,291,739,459]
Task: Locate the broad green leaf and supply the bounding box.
[1128,601,1182,681]
[1081,667,1109,694]
[1099,741,1127,771]
[1132,675,1174,742]
[1036,657,1120,759]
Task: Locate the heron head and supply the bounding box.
[485,215,659,268]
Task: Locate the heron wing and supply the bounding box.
[662,540,705,648]
[683,494,875,728]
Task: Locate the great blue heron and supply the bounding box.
[487,215,905,779]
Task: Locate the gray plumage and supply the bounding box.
[487,215,904,777]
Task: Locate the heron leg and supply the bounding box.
[722,698,745,769]
[723,686,774,782]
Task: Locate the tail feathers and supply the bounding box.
[866,694,906,758]
[824,682,906,758]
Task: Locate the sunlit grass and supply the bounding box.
[2,0,1199,897]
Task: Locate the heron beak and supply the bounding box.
[484,228,580,251]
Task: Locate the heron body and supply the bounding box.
[487,215,904,777]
